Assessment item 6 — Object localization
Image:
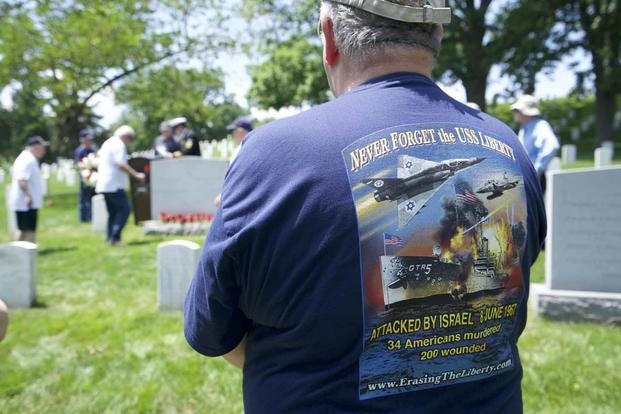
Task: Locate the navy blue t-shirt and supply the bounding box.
[74,145,96,163]
[185,73,546,413]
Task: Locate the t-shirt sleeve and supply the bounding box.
[13,157,33,180]
[184,209,249,357]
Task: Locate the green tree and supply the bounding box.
[549,0,620,145]
[115,66,245,149]
[242,0,328,109]
[0,0,220,156]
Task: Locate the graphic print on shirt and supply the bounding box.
[342,123,528,400]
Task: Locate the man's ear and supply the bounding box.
[322,17,340,66]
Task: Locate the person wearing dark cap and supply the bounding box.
[169,117,201,157]
[8,136,49,242]
[185,1,545,413]
[153,121,182,158]
[74,129,98,222]
[226,116,254,162]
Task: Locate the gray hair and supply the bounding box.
[323,0,443,61]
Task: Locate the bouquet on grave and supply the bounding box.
[78,153,99,188]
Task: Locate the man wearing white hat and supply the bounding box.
[511,95,560,192]
[169,116,201,157]
[95,125,145,246]
[185,1,545,413]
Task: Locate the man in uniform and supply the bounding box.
[153,121,181,158]
[170,117,201,156]
[8,136,48,242]
[74,129,98,222]
[185,1,546,413]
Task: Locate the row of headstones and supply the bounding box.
[559,143,615,166]
[0,240,199,311]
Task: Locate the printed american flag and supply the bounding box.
[454,182,482,206]
[384,233,403,247]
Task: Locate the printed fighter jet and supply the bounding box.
[476,172,520,200]
[362,155,485,227]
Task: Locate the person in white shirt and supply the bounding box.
[512,95,560,192]
[95,126,145,246]
[8,136,48,242]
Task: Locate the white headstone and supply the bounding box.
[0,168,5,183]
[41,176,49,197]
[0,242,37,308]
[601,141,615,157]
[150,157,229,219]
[157,240,201,311]
[547,157,562,172]
[92,194,108,234]
[41,163,51,180]
[561,145,577,164]
[65,170,77,186]
[546,167,621,293]
[570,128,580,142]
[5,186,17,237]
[595,147,613,168]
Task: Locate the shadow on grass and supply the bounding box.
[32,298,48,309]
[39,246,77,256]
[127,237,167,246]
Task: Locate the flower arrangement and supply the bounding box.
[159,212,214,224]
[78,153,99,187]
[144,211,215,236]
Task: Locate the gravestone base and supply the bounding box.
[92,194,108,234]
[531,284,621,325]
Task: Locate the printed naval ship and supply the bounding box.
[381,255,462,303]
[466,237,508,293]
[381,239,508,306]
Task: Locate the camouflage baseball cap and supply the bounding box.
[328,0,451,24]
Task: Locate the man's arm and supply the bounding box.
[17,179,33,208]
[223,335,247,369]
[117,163,146,182]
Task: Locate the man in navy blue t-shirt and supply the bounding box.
[185,1,546,412]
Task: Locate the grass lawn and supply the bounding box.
[1,173,620,413]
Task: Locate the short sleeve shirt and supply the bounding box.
[9,150,43,211]
[185,73,546,414]
[95,136,128,193]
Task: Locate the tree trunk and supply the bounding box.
[463,72,489,112]
[594,85,616,146]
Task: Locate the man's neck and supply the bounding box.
[335,48,434,96]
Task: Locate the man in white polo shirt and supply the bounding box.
[95,125,145,246]
[8,136,48,243]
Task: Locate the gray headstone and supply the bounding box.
[561,145,577,164]
[0,242,37,308]
[157,240,201,311]
[92,194,108,234]
[545,167,621,293]
[5,186,17,237]
[150,157,229,219]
